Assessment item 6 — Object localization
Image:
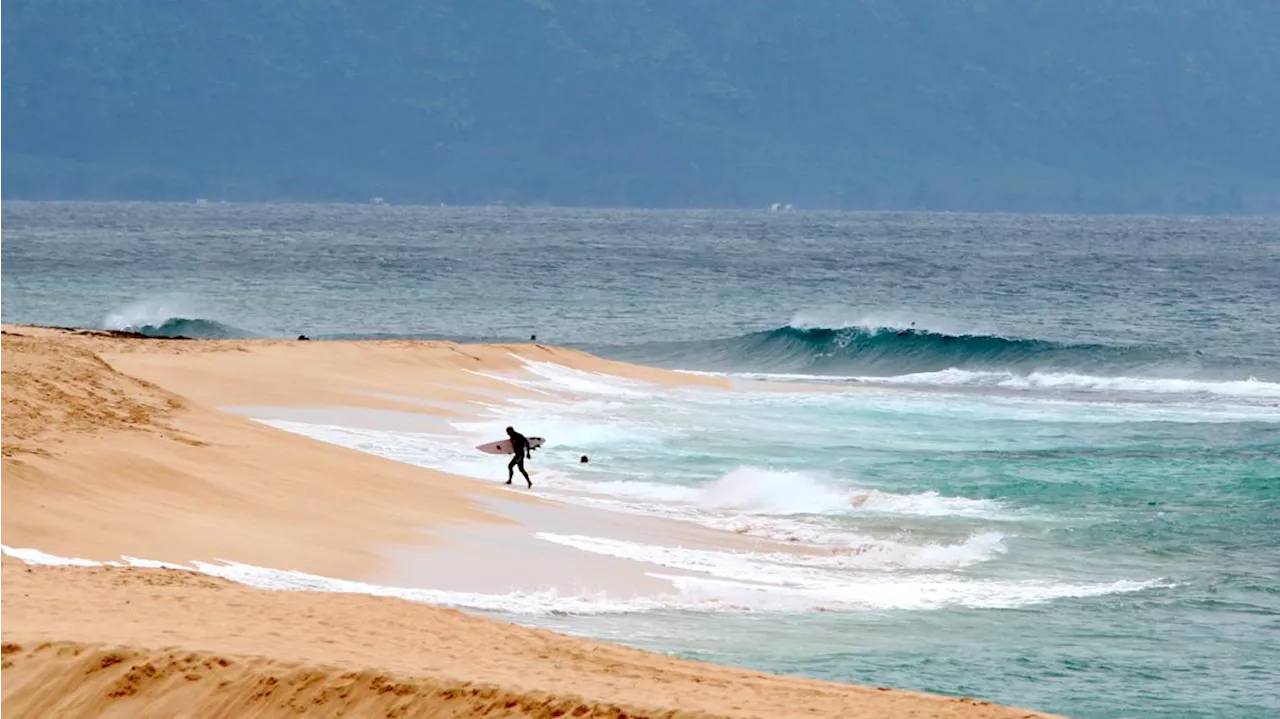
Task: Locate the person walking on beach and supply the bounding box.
[505,425,533,488]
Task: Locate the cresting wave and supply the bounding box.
[603,324,1146,375]
[104,298,252,338]
[110,316,251,339]
[601,322,1279,396]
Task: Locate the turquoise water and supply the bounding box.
[431,365,1273,718]
[3,202,1278,717]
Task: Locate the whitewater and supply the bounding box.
[3,203,1278,719]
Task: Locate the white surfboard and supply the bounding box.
[475,436,545,455]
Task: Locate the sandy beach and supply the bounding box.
[1,326,1061,718]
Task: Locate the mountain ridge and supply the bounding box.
[4,0,1279,212]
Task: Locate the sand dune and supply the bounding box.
[1,328,523,576]
[1,327,1060,718]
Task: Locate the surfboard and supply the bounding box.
[475,437,546,455]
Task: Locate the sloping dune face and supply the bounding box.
[1,331,191,456]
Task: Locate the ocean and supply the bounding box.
[3,202,1278,718]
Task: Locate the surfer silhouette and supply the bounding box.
[505,425,533,488]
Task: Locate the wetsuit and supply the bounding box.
[506,430,532,487]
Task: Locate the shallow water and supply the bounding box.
[3,202,1278,718]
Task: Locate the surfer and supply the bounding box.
[504,425,533,488]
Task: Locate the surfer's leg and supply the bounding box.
[517,455,531,487]
[506,454,518,484]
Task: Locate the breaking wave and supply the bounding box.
[104,297,252,339]
[108,316,251,339]
[598,320,1278,398]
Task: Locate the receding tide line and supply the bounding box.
[0,545,691,615]
[1,544,1172,615]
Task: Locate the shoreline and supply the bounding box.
[2,561,1059,719]
[1,324,1062,718]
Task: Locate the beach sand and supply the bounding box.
[1,326,1061,718]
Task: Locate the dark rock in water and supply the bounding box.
[69,327,193,340]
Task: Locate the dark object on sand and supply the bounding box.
[297,334,310,341]
[580,455,590,463]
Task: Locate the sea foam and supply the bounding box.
[864,368,1280,399]
[2,543,1166,614]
